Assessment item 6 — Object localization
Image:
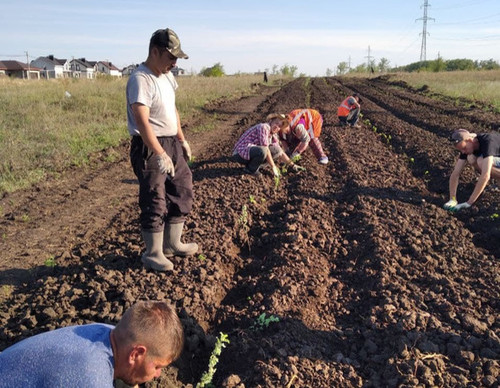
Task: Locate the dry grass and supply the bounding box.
[389,70,500,112]
[0,74,280,195]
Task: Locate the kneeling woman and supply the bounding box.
[233,113,297,176]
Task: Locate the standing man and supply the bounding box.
[0,301,184,387]
[444,129,500,211]
[127,28,198,272]
[338,93,362,128]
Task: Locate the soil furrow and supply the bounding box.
[1,78,498,388]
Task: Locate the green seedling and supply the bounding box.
[409,157,415,163]
[44,256,56,267]
[249,195,256,204]
[273,175,280,191]
[251,312,280,330]
[291,154,301,163]
[196,332,230,388]
[188,156,196,167]
[281,165,288,174]
[261,198,266,203]
[21,214,30,222]
[490,213,499,219]
[1,285,14,299]
[238,205,249,230]
[198,254,207,261]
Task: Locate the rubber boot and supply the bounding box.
[141,230,174,271]
[163,222,198,257]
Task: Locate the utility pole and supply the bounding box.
[364,46,374,72]
[416,0,435,62]
[25,51,30,79]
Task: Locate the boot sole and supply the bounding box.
[142,258,174,272]
[164,248,198,257]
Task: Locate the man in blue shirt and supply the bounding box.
[0,301,184,387]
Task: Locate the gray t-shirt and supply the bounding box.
[0,323,114,388]
[126,63,179,137]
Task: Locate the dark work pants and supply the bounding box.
[130,136,194,232]
[233,145,282,173]
[339,108,360,125]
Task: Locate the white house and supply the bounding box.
[97,61,122,77]
[171,66,186,76]
[31,55,71,79]
[122,64,138,76]
[70,58,97,79]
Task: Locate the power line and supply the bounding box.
[435,13,500,26]
[365,45,374,69]
[416,0,435,61]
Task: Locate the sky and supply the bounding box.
[1,0,499,76]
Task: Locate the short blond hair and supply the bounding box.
[114,301,184,360]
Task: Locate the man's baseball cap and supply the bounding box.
[451,128,471,143]
[151,28,189,59]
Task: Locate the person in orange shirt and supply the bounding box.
[279,109,329,165]
[338,93,362,128]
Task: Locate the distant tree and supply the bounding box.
[368,60,376,73]
[478,59,500,70]
[200,62,225,77]
[272,64,279,75]
[430,54,446,72]
[326,68,333,76]
[393,57,499,73]
[336,61,348,75]
[446,58,475,71]
[377,58,390,73]
[352,63,368,73]
[280,64,298,77]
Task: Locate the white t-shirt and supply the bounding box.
[126,63,179,137]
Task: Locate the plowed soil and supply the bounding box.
[1,76,499,388]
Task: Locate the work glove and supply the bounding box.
[180,140,192,161]
[443,198,458,210]
[451,202,471,212]
[272,165,281,177]
[156,152,175,178]
[291,164,306,172]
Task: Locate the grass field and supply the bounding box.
[388,70,500,112]
[0,70,498,195]
[0,74,269,194]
